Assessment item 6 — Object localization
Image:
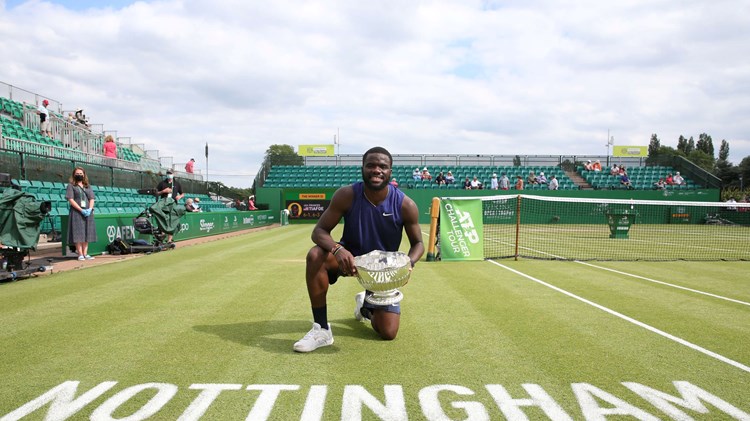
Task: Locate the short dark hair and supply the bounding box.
[362,146,392,166]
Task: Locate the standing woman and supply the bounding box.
[103,135,117,159]
[66,167,97,260]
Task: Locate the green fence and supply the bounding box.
[258,186,721,225]
[60,210,276,256]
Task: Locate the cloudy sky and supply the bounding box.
[2,0,749,188]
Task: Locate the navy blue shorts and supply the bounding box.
[328,270,401,315]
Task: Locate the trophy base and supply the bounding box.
[365,289,403,306]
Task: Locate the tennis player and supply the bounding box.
[293,146,425,352]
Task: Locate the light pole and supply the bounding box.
[606,130,614,166]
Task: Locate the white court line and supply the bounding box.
[575,261,750,307]
[487,260,750,374]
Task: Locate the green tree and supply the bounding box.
[695,133,714,158]
[677,135,696,155]
[513,155,521,166]
[718,139,730,161]
[686,150,714,172]
[265,144,303,166]
[647,134,660,158]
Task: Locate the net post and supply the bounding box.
[426,197,440,261]
[515,194,521,261]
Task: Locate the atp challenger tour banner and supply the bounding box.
[439,198,484,261]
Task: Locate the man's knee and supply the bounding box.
[377,328,398,341]
[306,245,327,265]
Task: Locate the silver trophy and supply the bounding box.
[354,250,412,306]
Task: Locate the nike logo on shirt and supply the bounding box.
[383,212,393,217]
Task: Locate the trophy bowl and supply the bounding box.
[354,250,412,306]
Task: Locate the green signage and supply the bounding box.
[439,199,484,261]
[61,210,276,256]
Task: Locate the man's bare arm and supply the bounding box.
[401,196,425,267]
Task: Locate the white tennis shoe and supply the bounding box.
[354,291,370,322]
[293,322,333,352]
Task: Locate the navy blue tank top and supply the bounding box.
[340,182,405,256]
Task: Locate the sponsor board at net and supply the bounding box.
[439,198,484,260]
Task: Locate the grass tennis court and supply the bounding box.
[1,224,749,420]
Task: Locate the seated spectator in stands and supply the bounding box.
[527,171,538,185]
[74,108,89,127]
[515,175,524,190]
[618,166,627,176]
[247,195,258,210]
[536,172,547,184]
[37,99,52,138]
[620,173,632,189]
[390,178,398,188]
[584,160,593,171]
[592,160,602,172]
[665,173,674,185]
[67,112,76,125]
[445,171,455,184]
[653,178,666,190]
[470,176,481,190]
[499,173,510,190]
[421,167,432,181]
[103,135,117,158]
[672,171,685,185]
[192,197,202,211]
[463,177,472,190]
[610,164,619,176]
[725,197,737,211]
[412,168,421,181]
[185,158,195,174]
[435,171,446,185]
[185,198,197,212]
[739,196,749,213]
[490,173,499,190]
[548,175,559,190]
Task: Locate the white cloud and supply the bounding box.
[1,0,749,187]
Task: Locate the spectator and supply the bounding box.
[725,197,737,211]
[185,158,195,174]
[185,198,197,212]
[412,168,421,181]
[103,135,117,159]
[390,178,398,188]
[592,160,602,172]
[66,112,76,125]
[499,173,510,190]
[536,172,547,184]
[515,175,524,190]
[434,172,446,185]
[463,177,472,190]
[74,108,89,127]
[672,171,685,185]
[620,172,632,189]
[610,164,619,176]
[618,166,627,176]
[584,160,593,171]
[156,169,184,243]
[527,171,538,185]
[248,195,258,210]
[665,173,674,185]
[421,167,432,181]
[490,173,499,190]
[548,175,559,190]
[653,178,666,190]
[445,171,455,184]
[37,99,52,138]
[470,176,481,190]
[192,197,202,212]
[66,167,97,261]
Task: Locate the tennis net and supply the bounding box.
[431,195,750,261]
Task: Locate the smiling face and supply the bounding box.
[361,152,392,191]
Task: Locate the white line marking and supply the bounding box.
[575,261,750,307]
[487,260,750,374]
